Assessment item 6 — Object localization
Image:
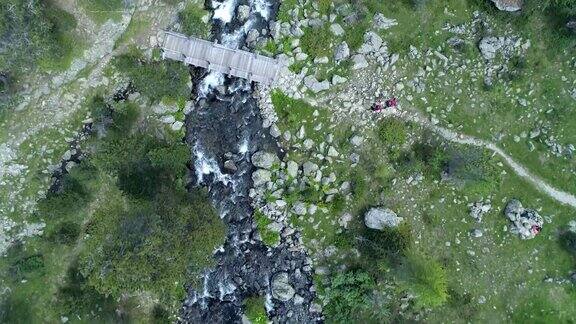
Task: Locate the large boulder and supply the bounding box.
[271,272,295,301]
[252,151,278,169]
[364,208,403,230]
[504,199,544,239]
[489,0,522,12]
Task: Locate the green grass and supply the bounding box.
[179,2,211,38]
[114,15,152,48]
[270,85,576,322]
[79,0,124,24]
[244,296,268,324]
[254,210,281,247]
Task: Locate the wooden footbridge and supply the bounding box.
[161,31,280,85]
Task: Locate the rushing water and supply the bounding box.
[180,0,322,322]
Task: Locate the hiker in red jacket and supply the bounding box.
[385,97,398,108]
[372,99,384,112]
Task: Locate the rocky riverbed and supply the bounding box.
[179,0,322,322]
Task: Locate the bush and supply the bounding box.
[0,0,78,77]
[402,251,448,309]
[112,48,190,102]
[323,270,384,322]
[559,230,576,256]
[50,221,81,245]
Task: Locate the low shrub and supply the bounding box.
[322,270,387,322]
[50,221,81,245]
[402,251,448,309]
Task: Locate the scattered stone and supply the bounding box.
[373,13,397,30]
[332,75,347,85]
[292,202,307,216]
[314,56,329,64]
[327,146,339,157]
[252,151,278,169]
[351,54,368,70]
[304,75,330,93]
[271,272,295,301]
[339,213,353,229]
[171,121,184,131]
[237,5,250,22]
[303,162,319,176]
[270,124,281,138]
[350,135,363,147]
[330,23,345,36]
[364,207,403,230]
[334,42,350,61]
[471,229,483,238]
[286,161,299,178]
[479,37,501,60]
[504,199,544,239]
[468,200,492,222]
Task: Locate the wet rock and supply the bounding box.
[334,42,350,61]
[504,199,544,239]
[252,151,278,169]
[237,5,250,22]
[224,160,238,173]
[489,0,522,12]
[252,169,272,187]
[364,207,403,230]
[373,13,397,30]
[271,272,295,301]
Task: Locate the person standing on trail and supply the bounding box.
[372,98,384,112]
